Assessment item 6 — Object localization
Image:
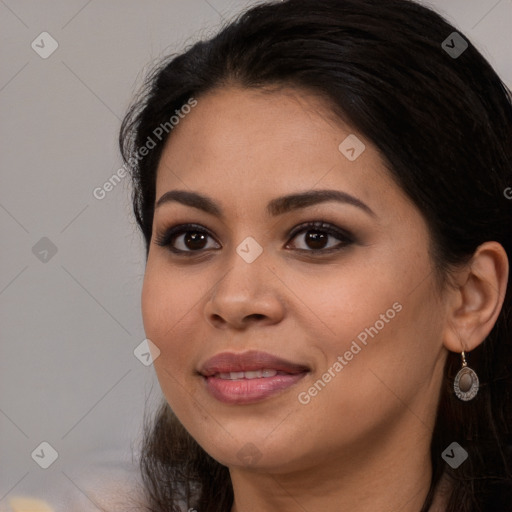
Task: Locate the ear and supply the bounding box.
[443,241,509,353]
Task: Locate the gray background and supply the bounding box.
[1,0,511,509]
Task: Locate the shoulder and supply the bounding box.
[2,451,196,512]
[2,463,147,512]
[61,458,148,512]
[58,457,193,512]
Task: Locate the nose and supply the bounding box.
[203,250,286,330]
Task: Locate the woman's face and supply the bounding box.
[141,85,449,472]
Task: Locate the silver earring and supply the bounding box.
[453,351,479,401]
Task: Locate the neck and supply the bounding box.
[229,417,435,512]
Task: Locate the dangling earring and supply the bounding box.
[453,351,479,401]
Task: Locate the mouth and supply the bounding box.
[198,350,309,405]
[211,369,284,379]
[199,350,309,376]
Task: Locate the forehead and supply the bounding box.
[171,85,347,144]
[153,85,406,222]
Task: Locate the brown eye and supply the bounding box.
[299,230,330,250]
[154,224,220,254]
[287,221,354,253]
[179,231,209,251]
[154,221,353,256]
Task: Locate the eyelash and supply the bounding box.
[153,221,354,257]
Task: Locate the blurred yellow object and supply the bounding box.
[8,497,54,512]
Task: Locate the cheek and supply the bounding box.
[141,263,194,362]
[304,245,441,392]
[141,265,167,342]
[287,257,405,348]
[142,259,196,336]
[141,265,195,411]
[141,259,216,382]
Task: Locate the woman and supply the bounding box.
[119,0,512,510]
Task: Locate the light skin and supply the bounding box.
[141,85,509,512]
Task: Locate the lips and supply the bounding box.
[198,350,310,405]
[199,350,309,377]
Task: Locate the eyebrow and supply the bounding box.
[155,189,375,218]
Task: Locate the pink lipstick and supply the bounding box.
[199,350,309,404]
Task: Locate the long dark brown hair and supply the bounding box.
[119,1,512,510]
